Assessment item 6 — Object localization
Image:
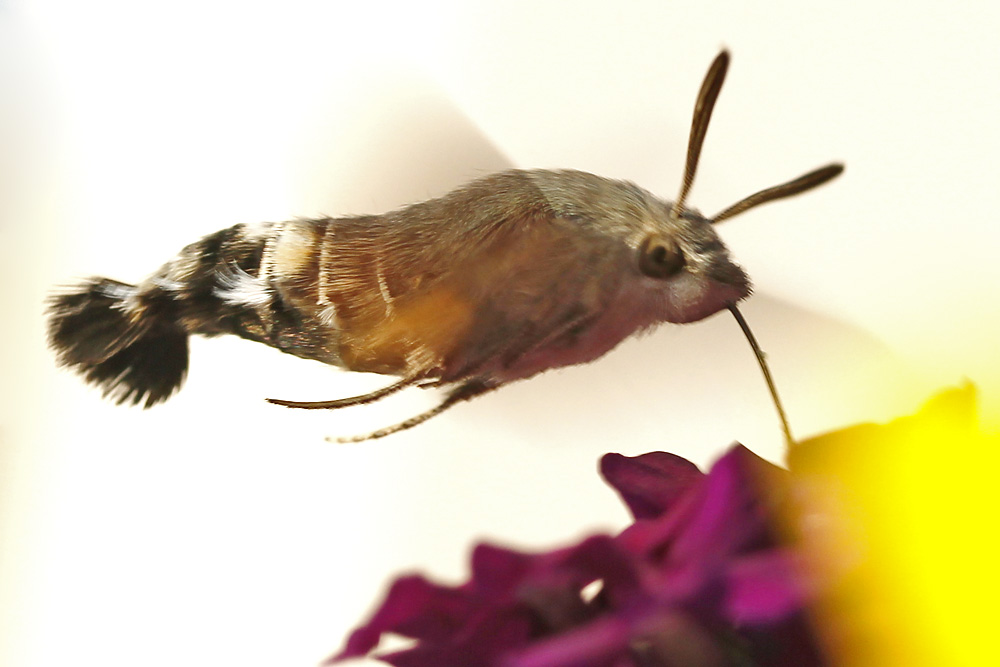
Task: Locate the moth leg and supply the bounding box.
[265,376,421,410]
[331,379,497,444]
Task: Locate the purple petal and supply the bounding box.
[669,446,781,565]
[473,536,643,609]
[503,615,634,667]
[488,536,643,632]
[600,452,703,520]
[327,575,472,661]
[470,543,539,595]
[381,609,534,667]
[723,550,811,624]
[561,535,642,599]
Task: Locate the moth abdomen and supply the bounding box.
[46,220,338,407]
[47,277,189,407]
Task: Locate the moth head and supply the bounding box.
[632,50,842,323]
[632,207,749,323]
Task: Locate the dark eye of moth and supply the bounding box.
[638,235,686,279]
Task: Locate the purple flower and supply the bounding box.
[330,446,824,666]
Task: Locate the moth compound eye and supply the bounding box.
[638,235,685,279]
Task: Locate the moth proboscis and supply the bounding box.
[47,51,842,443]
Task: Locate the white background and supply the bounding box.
[3,1,999,665]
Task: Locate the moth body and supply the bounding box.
[47,51,842,440]
[48,169,747,409]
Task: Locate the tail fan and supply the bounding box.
[46,278,189,408]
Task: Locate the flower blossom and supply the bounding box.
[330,445,824,666]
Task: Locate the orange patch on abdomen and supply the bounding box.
[338,285,474,376]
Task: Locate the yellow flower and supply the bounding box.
[787,385,1000,666]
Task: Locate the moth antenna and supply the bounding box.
[330,379,496,444]
[728,305,794,448]
[712,163,844,223]
[266,376,421,410]
[671,50,730,220]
